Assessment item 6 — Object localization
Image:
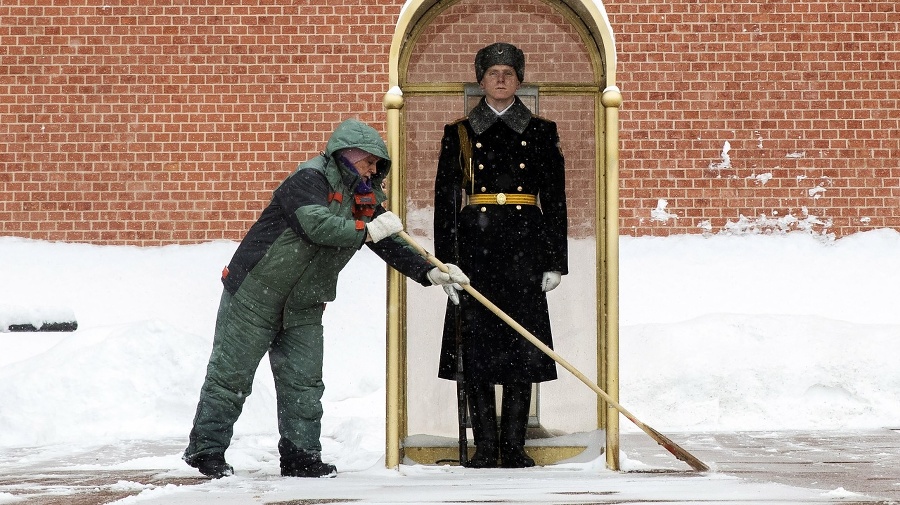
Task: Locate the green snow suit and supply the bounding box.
[184,118,432,463]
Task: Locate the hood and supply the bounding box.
[324,118,392,189]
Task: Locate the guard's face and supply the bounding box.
[479,64,520,103]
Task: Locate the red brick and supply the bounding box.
[0,0,897,244]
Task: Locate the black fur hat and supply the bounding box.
[474,42,525,83]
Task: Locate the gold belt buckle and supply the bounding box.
[496,192,507,205]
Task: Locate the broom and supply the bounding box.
[399,231,709,472]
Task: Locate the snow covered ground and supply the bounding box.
[1,229,899,503]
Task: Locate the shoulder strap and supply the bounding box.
[457,123,473,191]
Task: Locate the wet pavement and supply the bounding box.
[0,429,898,504]
[621,428,900,502]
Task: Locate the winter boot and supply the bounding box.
[499,382,536,468]
[463,381,499,468]
[279,439,337,478]
[185,452,234,479]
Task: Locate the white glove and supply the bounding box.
[442,283,463,305]
[541,271,561,292]
[427,263,470,286]
[366,211,403,243]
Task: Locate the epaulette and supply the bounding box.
[449,116,468,125]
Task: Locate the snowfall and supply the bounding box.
[1,226,899,504]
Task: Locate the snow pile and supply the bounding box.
[1,230,899,455]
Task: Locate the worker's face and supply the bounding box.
[479,64,519,103]
[353,154,380,180]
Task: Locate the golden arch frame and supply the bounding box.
[382,0,622,470]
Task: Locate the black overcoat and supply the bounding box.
[434,96,568,385]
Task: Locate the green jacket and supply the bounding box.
[222,118,432,329]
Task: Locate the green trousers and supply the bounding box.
[184,291,326,461]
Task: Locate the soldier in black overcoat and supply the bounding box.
[434,42,569,468]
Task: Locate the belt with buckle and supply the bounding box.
[468,193,537,206]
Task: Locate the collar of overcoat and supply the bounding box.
[468,96,532,136]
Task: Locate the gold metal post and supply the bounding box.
[383,88,405,469]
[601,86,623,470]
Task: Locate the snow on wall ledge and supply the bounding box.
[0,305,78,333]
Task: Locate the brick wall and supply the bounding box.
[0,1,401,244]
[1,0,897,245]
[614,0,900,237]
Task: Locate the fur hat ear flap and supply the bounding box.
[474,42,525,83]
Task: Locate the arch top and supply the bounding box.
[388,0,617,90]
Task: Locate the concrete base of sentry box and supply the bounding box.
[402,429,604,467]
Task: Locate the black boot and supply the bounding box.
[184,452,234,479]
[279,439,337,478]
[499,382,535,468]
[463,382,499,468]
